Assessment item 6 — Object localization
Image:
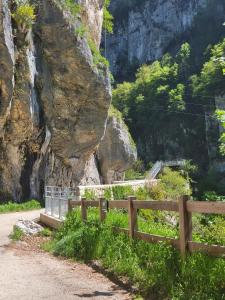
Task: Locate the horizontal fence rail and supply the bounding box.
[68,196,225,258]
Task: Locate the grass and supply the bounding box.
[40,228,52,237]
[45,208,225,299]
[0,199,41,214]
[10,226,24,241]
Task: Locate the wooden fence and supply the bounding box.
[68,196,225,258]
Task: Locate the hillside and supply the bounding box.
[106,0,225,194]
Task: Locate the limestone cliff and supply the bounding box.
[106,0,225,80]
[0,0,134,202]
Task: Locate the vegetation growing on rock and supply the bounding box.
[12,0,36,33]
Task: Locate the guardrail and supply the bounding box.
[45,186,76,219]
[148,160,186,179]
[68,196,225,258]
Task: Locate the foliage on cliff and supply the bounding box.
[113,38,225,161]
[112,43,204,165]
[12,0,36,33]
[103,0,113,33]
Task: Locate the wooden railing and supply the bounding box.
[68,196,225,258]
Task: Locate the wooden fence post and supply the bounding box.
[128,196,137,239]
[99,197,106,222]
[179,195,192,257]
[68,199,72,213]
[81,197,87,222]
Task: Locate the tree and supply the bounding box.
[216,110,225,155]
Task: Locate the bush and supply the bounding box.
[56,0,81,17]
[88,38,109,67]
[12,3,36,33]
[103,0,113,34]
[203,191,225,202]
[103,187,113,200]
[148,167,191,200]
[84,189,96,200]
[40,228,52,237]
[10,226,24,241]
[125,169,144,180]
[112,185,134,200]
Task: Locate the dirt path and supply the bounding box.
[0,211,131,300]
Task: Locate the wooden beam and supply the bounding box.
[188,241,225,257]
[187,201,225,214]
[40,213,63,229]
[108,200,128,209]
[70,200,81,207]
[134,231,180,249]
[84,200,99,208]
[133,200,179,211]
[112,227,179,248]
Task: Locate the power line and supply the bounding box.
[184,102,214,107]
[147,106,218,119]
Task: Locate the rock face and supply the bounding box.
[0,0,130,202]
[106,0,224,79]
[97,112,137,183]
[0,0,14,134]
[80,0,104,47]
[32,0,111,194]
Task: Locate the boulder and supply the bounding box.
[15,220,44,235]
[97,108,137,183]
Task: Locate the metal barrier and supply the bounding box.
[45,186,76,220]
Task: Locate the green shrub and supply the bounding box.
[203,191,225,202]
[88,38,109,67]
[125,169,144,180]
[103,0,113,34]
[12,3,36,33]
[40,228,52,237]
[74,24,87,39]
[103,187,113,200]
[64,0,81,16]
[112,185,134,200]
[134,187,149,200]
[10,226,24,241]
[83,189,96,200]
[193,216,225,246]
[171,253,225,299]
[0,199,41,214]
[148,167,191,200]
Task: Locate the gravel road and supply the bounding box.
[0,210,131,300]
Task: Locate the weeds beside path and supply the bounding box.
[0,200,41,214]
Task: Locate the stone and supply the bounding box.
[15,219,44,235]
